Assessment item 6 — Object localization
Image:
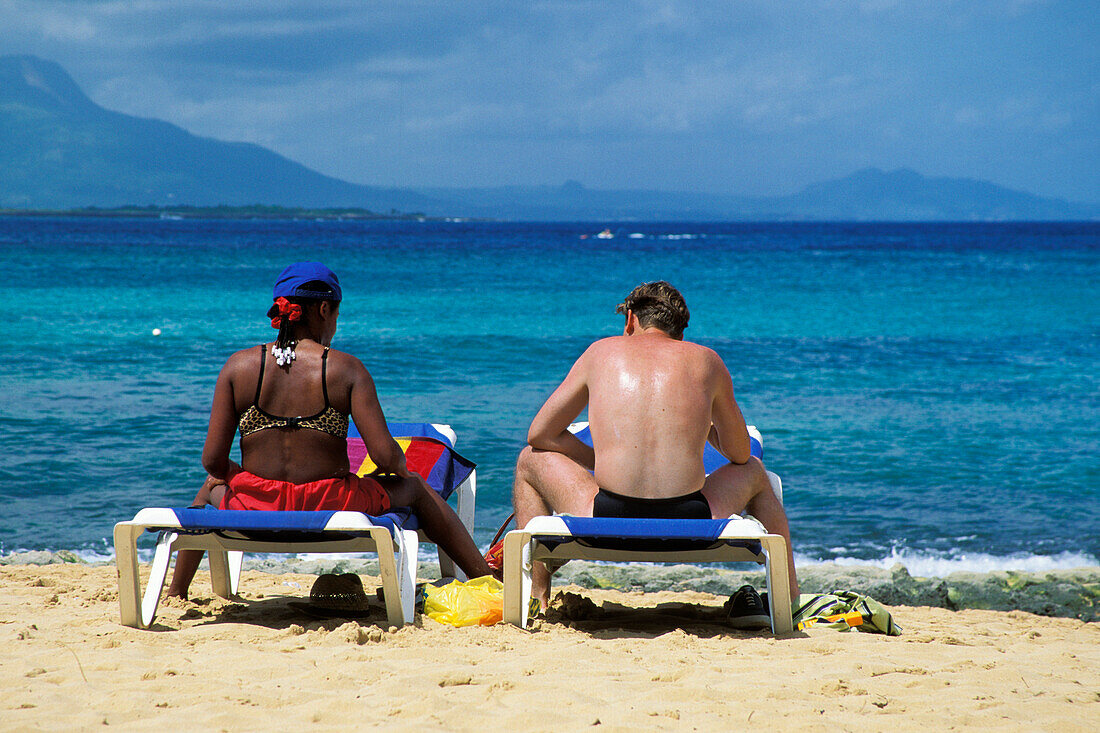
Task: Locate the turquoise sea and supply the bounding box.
[2,217,1098,575]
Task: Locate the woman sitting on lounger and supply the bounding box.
[167,262,494,598]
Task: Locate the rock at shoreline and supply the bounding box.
[941,567,1099,621]
[0,550,83,566]
[552,561,1099,622]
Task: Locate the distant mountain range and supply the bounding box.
[2,55,1096,221]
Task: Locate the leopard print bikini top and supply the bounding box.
[238,345,349,439]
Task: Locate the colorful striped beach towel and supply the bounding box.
[793,591,902,635]
[346,423,475,501]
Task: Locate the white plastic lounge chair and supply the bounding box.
[502,424,793,634]
[114,509,417,628]
[114,422,475,629]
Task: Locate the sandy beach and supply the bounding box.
[1,558,1096,731]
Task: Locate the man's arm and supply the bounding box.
[708,355,751,464]
[527,349,596,470]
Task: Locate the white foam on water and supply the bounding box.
[801,548,1100,577]
[75,548,118,564]
[12,545,1100,577]
[56,545,466,566]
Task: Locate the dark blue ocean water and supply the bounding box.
[2,217,1098,575]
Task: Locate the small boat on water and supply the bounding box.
[580,228,616,240]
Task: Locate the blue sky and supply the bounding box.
[1,0,1097,201]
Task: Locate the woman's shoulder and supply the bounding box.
[223,344,265,372]
[324,346,369,374]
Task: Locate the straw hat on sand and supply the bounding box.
[289,573,372,619]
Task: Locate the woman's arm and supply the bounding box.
[346,356,407,476]
[201,358,241,479]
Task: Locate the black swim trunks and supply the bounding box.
[592,487,712,520]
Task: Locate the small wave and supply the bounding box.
[799,548,1100,577]
[73,547,117,564]
[11,545,1098,578]
[623,233,704,240]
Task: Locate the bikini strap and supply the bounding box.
[253,344,267,405]
[321,346,332,406]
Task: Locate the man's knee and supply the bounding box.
[739,456,768,487]
[725,455,769,488]
[514,445,542,483]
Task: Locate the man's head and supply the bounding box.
[616,281,690,339]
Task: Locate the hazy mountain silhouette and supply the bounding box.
[0,55,438,212]
[767,168,1095,221]
[2,56,1095,220]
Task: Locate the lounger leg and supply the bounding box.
[113,522,144,628]
[228,551,243,594]
[140,530,178,628]
[208,550,233,598]
[398,529,418,623]
[502,530,533,628]
[209,550,244,598]
[455,471,476,535]
[761,536,793,634]
[428,471,476,581]
[437,551,458,580]
[374,527,412,627]
[440,470,477,581]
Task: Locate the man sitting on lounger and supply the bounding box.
[512,281,799,610]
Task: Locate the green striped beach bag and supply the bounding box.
[793,591,901,635]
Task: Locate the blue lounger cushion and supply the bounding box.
[168,508,400,530]
[540,516,764,555]
[161,508,399,542]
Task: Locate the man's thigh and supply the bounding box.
[520,447,599,516]
[700,457,767,519]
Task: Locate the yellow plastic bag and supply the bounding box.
[423,576,503,627]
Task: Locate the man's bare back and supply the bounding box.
[554,331,751,498]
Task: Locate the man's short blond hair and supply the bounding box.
[616,281,690,338]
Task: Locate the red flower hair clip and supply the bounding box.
[270,296,303,328]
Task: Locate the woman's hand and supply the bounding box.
[201,475,227,491]
[389,449,410,478]
[192,474,228,507]
[370,449,410,479]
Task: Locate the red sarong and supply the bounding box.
[220,468,390,515]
